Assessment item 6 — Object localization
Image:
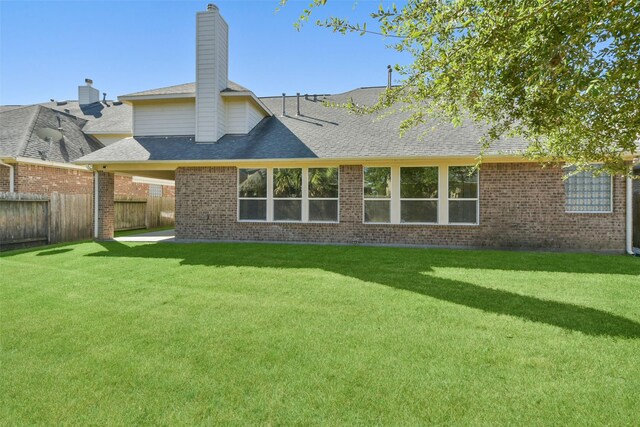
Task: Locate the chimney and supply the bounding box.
[78,78,99,105]
[196,4,229,142]
[387,65,392,89]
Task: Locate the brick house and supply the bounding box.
[76,4,638,252]
[0,84,174,198]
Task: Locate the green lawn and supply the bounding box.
[1,242,639,425]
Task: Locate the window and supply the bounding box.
[273,168,302,221]
[148,184,162,197]
[238,167,339,222]
[308,167,339,222]
[400,167,438,223]
[364,167,391,223]
[238,168,267,220]
[565,167,612,213]
[448,166,478,224]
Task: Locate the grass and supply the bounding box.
[1,241,639,425]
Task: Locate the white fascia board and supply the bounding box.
[131,176,175,186]
[14,157,91,171]
[118,93,195,102]
[74,154,529,167]
[86,131,132,135]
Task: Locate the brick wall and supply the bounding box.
[114,175,150,198]
[0,164,11,192]
[14,164,94,194]
[5,163,173,198]
[163,185,176,198]
[96,172,115,240]
[175,163,627,251]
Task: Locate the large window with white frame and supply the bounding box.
[564,166,612,213]
[238,168,268,221]
[363,165,479,225]
[448,166,479,224]
[400,167,438,223]
[308,167,339,222]
[363,167,391,223]
[273,168,302,221]
[238,167,339,222]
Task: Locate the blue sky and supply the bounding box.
[0,0,408,105]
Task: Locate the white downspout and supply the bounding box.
[626,176,634,255]
[94,171,99,238]
[0,161,15,192]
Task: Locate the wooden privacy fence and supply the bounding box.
[115,197,175,231]
[0,192,92,250]
[1,193,175,250]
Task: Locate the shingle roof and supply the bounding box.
[121,80,249,98]
[39,100,132,133]
[0,105,103,163]
[76,87,529,164]
[122,82,196,98]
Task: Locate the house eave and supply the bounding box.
[118,93,196,103]
[3,156,92,171]
[86,131,133,136]
[75,154,539,170]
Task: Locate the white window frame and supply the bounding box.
[399,166,439,224]
[361,164,479,226]
[307,167,340,223]
[447,165,480,225]
[237,168,268,222]
[237,167,340,223]
[564,166,613,214]
[272,167,303,222]
[363,167,393,224]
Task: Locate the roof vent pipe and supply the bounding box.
[281,93,286,116]
[102,93,107,103]
[296,92,300,116]
[387,65,392,89]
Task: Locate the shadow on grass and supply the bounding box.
[82,241,640,339]
[36,248,74,256]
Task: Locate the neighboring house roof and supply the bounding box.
[0,105,103,163]
[76,86,528,164]
[2,101,132,135]
[39,100,132,134]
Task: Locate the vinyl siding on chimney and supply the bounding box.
[78,85,100,105]
[133,101,196,136]
[195,7,228,142]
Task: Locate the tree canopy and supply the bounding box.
[285,0,640,176]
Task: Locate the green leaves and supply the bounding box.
[285,0,640,176]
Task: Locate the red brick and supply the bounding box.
[175,163,627,251]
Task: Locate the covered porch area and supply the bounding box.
[94,165,176,240]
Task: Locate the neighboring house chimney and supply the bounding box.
[196,4,229,142]
[78,78,100,105]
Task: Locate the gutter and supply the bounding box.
[0,160,15,192]
[626,176,634,255]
